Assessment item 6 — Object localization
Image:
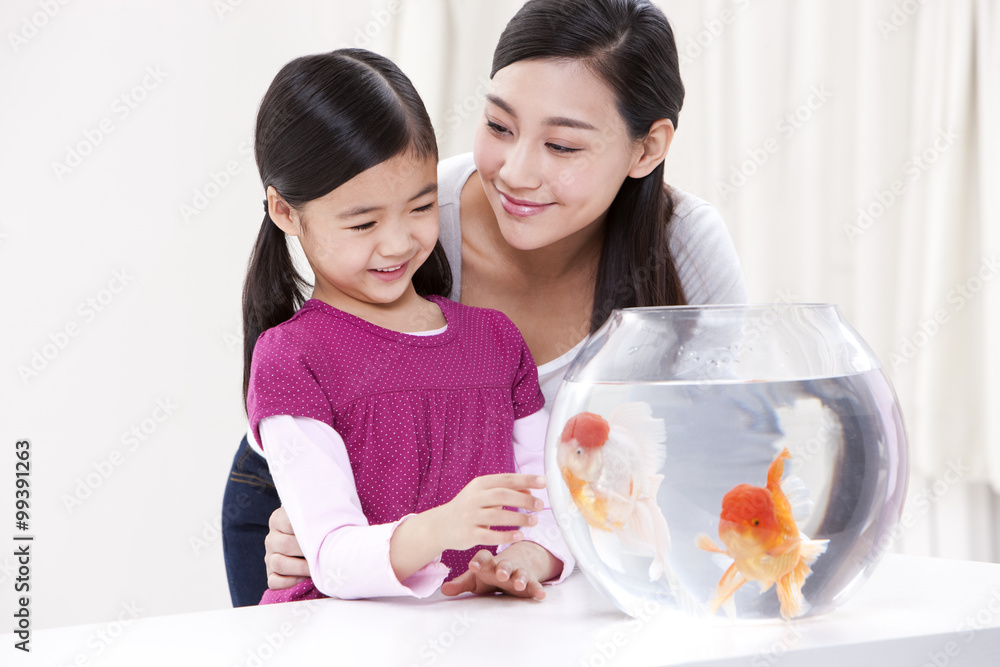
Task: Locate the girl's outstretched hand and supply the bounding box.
[441,541,563,601]
[432,473,546,551]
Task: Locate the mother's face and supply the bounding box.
[473,58,645,252]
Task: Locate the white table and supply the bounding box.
[3,554,999,666]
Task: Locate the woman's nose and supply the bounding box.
[498,139,542,191]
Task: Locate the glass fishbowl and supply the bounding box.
[545,304,907,621]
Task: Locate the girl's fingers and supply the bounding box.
[484,488,545,512]
[475,473,546,490]
[482,508,539,528]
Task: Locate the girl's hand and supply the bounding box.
[432,473,546,551]
[440,541,563,601]
[264,506,311,590]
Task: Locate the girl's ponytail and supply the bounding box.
[241,207,309,408]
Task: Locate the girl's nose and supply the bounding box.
[377,218,412,258]
[498,139,542,191]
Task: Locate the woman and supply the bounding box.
[223,0,746,606]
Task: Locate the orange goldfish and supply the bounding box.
[557,402,672,583]
[696,448,828,620]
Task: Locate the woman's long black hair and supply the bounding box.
[492,0,687,332]
[242,49,451,407]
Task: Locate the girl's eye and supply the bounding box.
[350,221,375,231]
[413,203,435,214]
[547,143,581,154]
[486,120,510,135]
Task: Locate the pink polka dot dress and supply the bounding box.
[247,295,545,603]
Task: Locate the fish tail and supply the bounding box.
[767,448,792,491]
[798,537,830,566]
[776,569,806,620]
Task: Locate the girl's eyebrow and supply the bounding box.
[485,94,598,131]
[337,183,438,219]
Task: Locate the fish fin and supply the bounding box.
[797,537,829,566]
[608,401,667,473]
[695,533,726,554]
[708,563,746,618]
[781,474,815,524]
[589,527,627,573]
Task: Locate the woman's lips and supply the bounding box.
[499,191,554,218]
[369,261,408,282]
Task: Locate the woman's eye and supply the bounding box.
[413,203,435,214]
[548,143,580,154]
[486,120,510,135]
[350,221,375,231]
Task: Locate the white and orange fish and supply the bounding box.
[557,402,673,583]
[696,448,829,620]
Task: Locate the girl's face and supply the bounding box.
[473,58,644,251]
[273,152,439,312]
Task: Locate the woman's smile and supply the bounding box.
[498,190,555,218]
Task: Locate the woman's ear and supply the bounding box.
[266,186,301,237]
[628,118,675,179]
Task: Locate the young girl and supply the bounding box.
[243,48,572,603]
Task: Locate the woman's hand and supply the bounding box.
[264,506,311,590]
[441,541,563,601]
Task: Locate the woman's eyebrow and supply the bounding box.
[485,94,597,131]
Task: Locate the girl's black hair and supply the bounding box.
[242,49,451,407]
[492,0,687,332]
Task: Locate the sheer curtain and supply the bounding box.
[376,0,999,562]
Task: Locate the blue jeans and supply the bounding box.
[222,435,281,607]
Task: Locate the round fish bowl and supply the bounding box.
[544,304,908,620]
